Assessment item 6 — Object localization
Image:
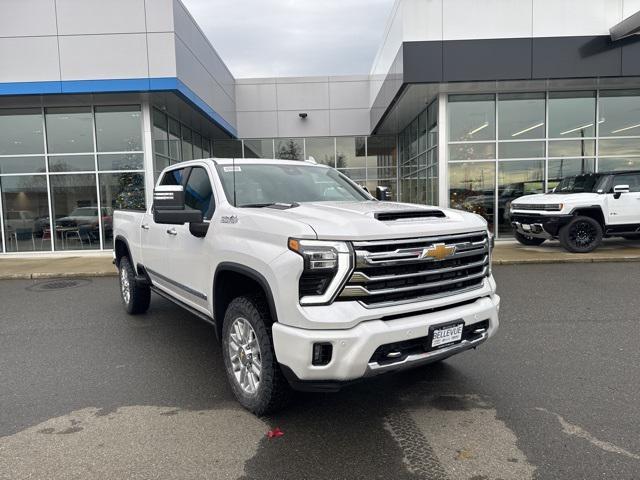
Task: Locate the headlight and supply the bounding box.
[288,238,352,305]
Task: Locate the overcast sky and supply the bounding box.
[181,0,395,78]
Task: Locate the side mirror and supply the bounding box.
[613,184,630,199]
[153,185,203,224]
[375,186,391,201]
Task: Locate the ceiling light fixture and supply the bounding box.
[559,122,594,136]
[468,122,488,136]
[511,122,544,137]
[610,122,640,134]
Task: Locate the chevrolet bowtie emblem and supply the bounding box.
[421,243,456,261]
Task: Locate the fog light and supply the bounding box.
[312,343,332,366]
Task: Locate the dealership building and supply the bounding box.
[1,0,640,255]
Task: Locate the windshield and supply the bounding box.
[215,163,369,207]
[553,174,602,193]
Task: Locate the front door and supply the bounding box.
[606,172,640,226]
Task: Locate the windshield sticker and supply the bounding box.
[223,166,242,172]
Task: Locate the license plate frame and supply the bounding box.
[521,223,532,232]
[429,320,464,348]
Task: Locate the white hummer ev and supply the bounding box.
[113,158,499,414]
[510,170,640,252]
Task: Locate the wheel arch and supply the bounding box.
[114,235,132,267]
[569,206,606,228]
[213,263,279,339]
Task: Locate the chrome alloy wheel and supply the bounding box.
[228,317,262,395]
[120,265,131,304]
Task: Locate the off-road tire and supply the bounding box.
[514,231,546,246]
[559,216,603,253]
[118,256,151,314]
[222,294,291,415]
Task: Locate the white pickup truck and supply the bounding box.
[510,170,640,252]
[113,158,499,414]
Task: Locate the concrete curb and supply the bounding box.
[0,271,117,280]
[495,256,640,265]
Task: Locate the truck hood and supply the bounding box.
[512,192,600,205]
[247,201,488,240]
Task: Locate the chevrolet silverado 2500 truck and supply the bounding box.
[113,158,500,414]
[510,170,640,252]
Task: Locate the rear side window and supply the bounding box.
[160,168,185,186]
[613,173,640,192]
[184,167,214,218]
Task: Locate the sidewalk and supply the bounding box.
[1,239,639,280]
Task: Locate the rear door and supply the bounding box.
[606,172,640,226]
[141,167,186,292]
[166,164,217,311]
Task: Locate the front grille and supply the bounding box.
[338,231,489,307]
[511,203,561,211]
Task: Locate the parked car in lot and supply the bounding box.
[510,170,640,252]
[112,158,499,414]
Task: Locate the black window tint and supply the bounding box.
[184,167,214,218]
[160,168,184,186]
[613,173,640,192]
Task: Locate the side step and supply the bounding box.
[150,286,219,337]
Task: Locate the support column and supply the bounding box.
[141,95,156,210]
[437,92,448,207]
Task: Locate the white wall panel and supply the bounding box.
[329,81,370,109]
[277,110,330,137]
[0,36,60,82]
[533,0,623,37]
[402,0,442,41]
[237,111,278,138]
[56,0,146,35]
[443,0,533,40]
[0,0,57,37]
[329,109,371,136]
[236,83,277,112]
[147,33,177,78]
[276,82,330,111]
[145,0,174,32]
[623,0,640,17]
[59,34,148,80]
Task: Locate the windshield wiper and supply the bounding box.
[238,202,299,209]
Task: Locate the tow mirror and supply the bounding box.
[153,185,203,224]
[375,186,391,201]
[613,184,630,199]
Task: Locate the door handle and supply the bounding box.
[166,228,177,236]
[141,224,150,230]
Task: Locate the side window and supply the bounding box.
[160,168,185,186]
[184,167,214,218]
[613,174,640,192]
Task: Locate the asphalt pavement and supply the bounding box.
[1,263,639,479]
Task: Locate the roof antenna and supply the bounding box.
[232,156,237,207]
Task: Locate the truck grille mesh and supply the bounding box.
[338,231,489,307]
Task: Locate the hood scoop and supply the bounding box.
[374,209,446,222]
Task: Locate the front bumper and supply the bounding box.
[272,293,500,386]
[511,213,572,238]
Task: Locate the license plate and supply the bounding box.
[521,223,532,232]
[431,322,464,348]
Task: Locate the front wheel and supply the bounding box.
[514,231,546,246]
[222,295,291,415]
[559,216,603,253]
[118,256,151,314]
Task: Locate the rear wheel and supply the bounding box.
[514,231,546,246]
[559,216,603,253]
[222,295,291,415]
[118,256,151,314]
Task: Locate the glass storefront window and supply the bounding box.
[548,140,595,158]
[98,153,144,171]
[366,136,397,169]
[168,118,181,161]
[548,158,595,190]
[99,172,145,248]
[599,90,640,137]
[305,137,335,166]
[275,138,303,160]
[497,160,545,236]
[598,157,640,171]
[181,126,193,161]
[1,175,50,252]
[213,139,243,158]
[338,168,366,182]
[418,111,427,153]
[498,93,545,140]
[152,109,168,157]
[243,139,274,159]
[364,179,396,201]
[449,143,496,161]
[449,161,495,230]
[193,132,203,159]
[0,156,46,175]
[0,108,44,155]
[449,94,495,142]
[498,141,545,159]
[548,91,596,138]
[336,137,366,169]
[95,106,142,152]
[598,138,640,157]
[48,155,95,172]
[49,174,99,251]
[45,107,94,153]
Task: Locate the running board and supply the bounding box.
[150,286,219,337]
